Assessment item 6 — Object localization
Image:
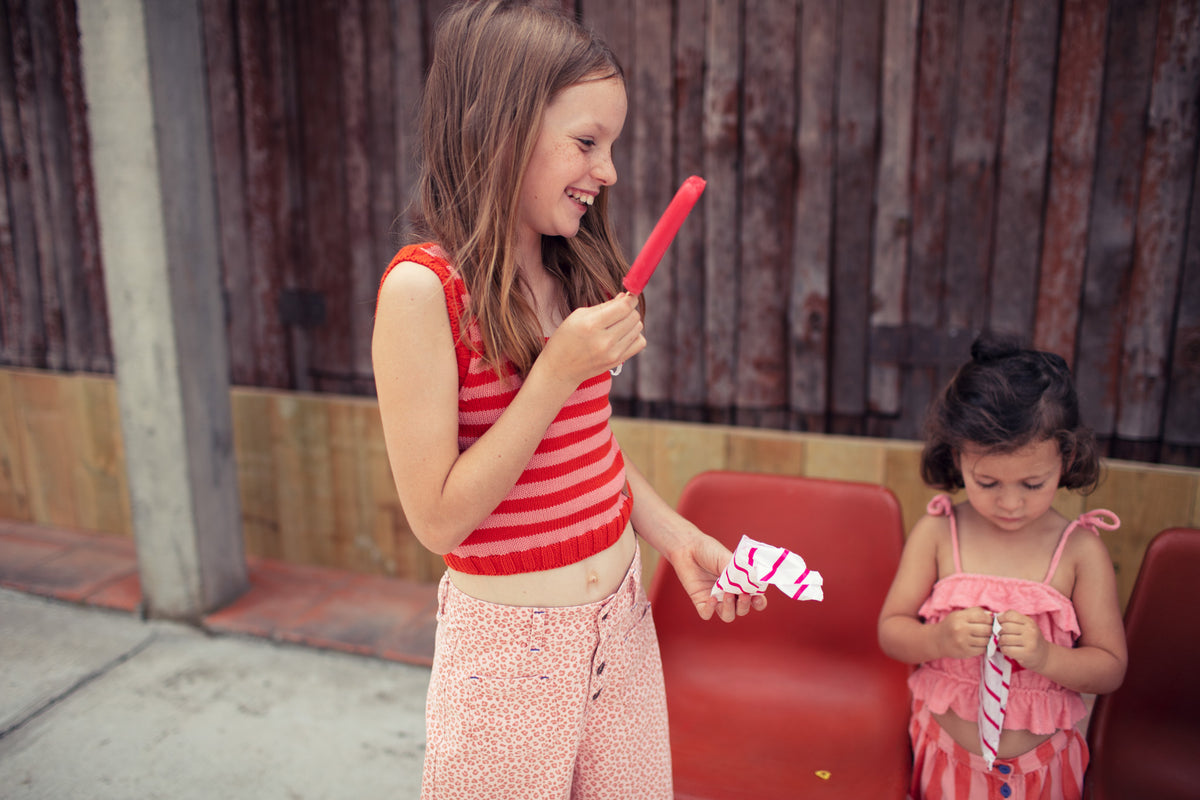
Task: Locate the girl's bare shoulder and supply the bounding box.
[378,260,445,304]
[1061,518,1116,570]
[906,509,953,556]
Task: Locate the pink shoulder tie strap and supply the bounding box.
[926,495,962,573]
[1043,508,1121,583]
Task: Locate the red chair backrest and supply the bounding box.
[1085,526,1200,799]
[649,470,905,659]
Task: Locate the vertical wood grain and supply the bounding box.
[1034,0,1109,363]
[736,0,796,419]
[830,0,882,425]
[942,0,1009,381]
[1117,0,1200,441]
[202,0,255,386]
[672,0,708,411]
[1074,0,1159,438]
[990,0,1059,338]
[237,0,292,388]
[789,0,836,417]
[868,0,918,418]
[631,0,674,403]
[701,0,741,411]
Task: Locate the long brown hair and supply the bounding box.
[415,0,636,378]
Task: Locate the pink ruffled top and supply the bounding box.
[907,495,1120,735]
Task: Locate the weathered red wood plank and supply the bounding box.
[1075,0,1159,438]
[28,0,84,372]
[10,0,64,370]
[0,137,17,365]
[789,0,836,416]
[237,0,291,388]
[868,0,918,418]
[339,0,377,389]
[202,0,254,386]
[700,0,741,410]
[830,0,882,423]
[671,0,708,409]
[942,0,1009,376]
[0,0,38,367]
[1162,149,1200,446]
[1034,0,1108,363]
[55,0,108,373]
[630,0,673,404]
[901,0,961,437]
[736,0,796,414]
[389,0,424,246]
[296,0,351,394]
[363,0,396,270]
[1117,0,1200,440]
[990,0,1059,338]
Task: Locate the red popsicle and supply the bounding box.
[622,175,707,294]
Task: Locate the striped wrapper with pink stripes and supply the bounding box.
[979,613,1013,770]
[710,535,824,603]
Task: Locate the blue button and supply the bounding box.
[1000,783,1011,798]
[997,764,1012,775]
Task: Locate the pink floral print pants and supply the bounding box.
[421,545,672,799]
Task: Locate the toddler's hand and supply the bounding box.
[937,606,993,658]
[540,293,645,386]
[996,609,1049,671]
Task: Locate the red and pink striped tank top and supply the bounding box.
[379,243,632,576]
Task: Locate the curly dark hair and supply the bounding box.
[920,333,1101,493]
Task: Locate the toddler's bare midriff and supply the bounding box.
[933,708,1056,759]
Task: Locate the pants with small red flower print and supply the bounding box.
[421,545,672,800]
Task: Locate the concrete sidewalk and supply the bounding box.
[0,588,431,799]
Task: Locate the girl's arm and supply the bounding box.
[878,515,993,663]
[998,532,1127,694]
[372,262,645,554]
[621,458,766,622]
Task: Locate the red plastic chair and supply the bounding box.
[1084,527,1200,800]
[649,470,912,800]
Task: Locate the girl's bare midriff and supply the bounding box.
[933,708,1056,759]
[447,523,637,607]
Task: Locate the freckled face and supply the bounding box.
[958,439,1063,532]
[516,76,626,252]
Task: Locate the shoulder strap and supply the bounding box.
[1043,508,1121,583]
[926,495,962,573]
[377,243,472,386]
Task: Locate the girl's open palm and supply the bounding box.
[937,606,993,658]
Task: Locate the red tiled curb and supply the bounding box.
[0,519,140,611]
[0,519,437,667]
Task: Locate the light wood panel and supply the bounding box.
[2,369,1196,612]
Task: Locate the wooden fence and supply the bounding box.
[1,0,1198,465]
[2,367,1198,611]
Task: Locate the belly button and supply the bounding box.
[587,571,599,585]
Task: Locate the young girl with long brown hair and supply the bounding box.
[372,3,763,797]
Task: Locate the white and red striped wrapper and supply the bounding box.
[979,613,1012,770]
[710,535,824,603]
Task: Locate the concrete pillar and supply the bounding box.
[77,0,246,620]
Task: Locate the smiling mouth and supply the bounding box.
[566,189,594,206]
